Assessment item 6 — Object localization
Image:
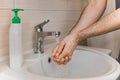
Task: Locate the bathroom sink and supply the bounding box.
[27,43,120,80]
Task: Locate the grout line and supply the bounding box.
[0,8,81,12]
[21,9,82,12]
[66,0,69,10]
[13,0,15,8]
[0,8,82,12]
[0,8,11,10]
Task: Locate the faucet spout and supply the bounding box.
[37,32,61,37]
[34,20,60,54]
[38,31,60,54]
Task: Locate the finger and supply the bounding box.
[63,61,67,65]
[56,58,64,64]
[69,56,72,58]
[53,57,64,65]
[64,56,69,62]
[62,56,71,64]
[59,43,75,59]
[66,56,72,62]
[56,42,65,57]
[58,46,69,59]
[53,42,66,58]
[54,59,61,65]
[56,58,60,62]
[53,57,57,62]
[57,60,63,64]
[56,59,62,65]
[61,58,65,62]
[52,45,59,57]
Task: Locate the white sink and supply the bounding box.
[27,43,120,80]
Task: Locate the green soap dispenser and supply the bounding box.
[9,8,24,70]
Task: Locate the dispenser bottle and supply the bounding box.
[9,8,24,70]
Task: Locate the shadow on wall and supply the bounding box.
[116,0,120,62]
[116,0,120,9]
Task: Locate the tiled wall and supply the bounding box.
[0,0,13,57]
[0,0,87,56]
[18,0,88,52]
[0,0,119,59]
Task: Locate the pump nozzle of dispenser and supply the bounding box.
[12,8,24,24]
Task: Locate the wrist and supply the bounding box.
[70,31,87,43]
[78,31,88,41]
[69,33,81,44]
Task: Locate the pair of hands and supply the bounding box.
[52,33,79,64]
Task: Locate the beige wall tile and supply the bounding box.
[0,10,12,23]
[21,10,81,27]
[0,47,9,57]
[0,31,9,56]
[15,0,88,11]
[15,0,67,10]
[20,10,81,41]
[23,42,33,52]
[0,0,13,9]
[0,32,9,41]
[0,23,10,32]
[0,10,11,57]
[67,0,87,10]
[0,40,8,49]
[19,10,82,53]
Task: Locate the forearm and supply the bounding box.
[70,0,107,34]
[78,8,120,41]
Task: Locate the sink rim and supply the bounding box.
[25,44,120,80]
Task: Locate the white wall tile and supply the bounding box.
[0,0,13,9]
[15,0,67,10]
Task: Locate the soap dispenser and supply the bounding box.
[9,8,24,70]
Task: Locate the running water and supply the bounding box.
[51,37,69,78]
[55,37,60,44]
[51,61,69,78]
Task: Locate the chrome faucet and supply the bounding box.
[34,20,60,53]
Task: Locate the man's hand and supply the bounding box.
[52,33,79,64]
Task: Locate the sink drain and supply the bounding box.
[48,57,51,63]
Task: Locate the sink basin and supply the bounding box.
[27,43,120,80]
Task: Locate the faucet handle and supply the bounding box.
[35,19,50,32]
[39,20,50,28]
